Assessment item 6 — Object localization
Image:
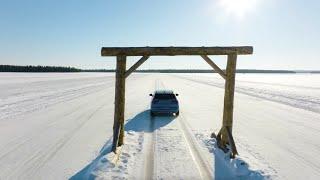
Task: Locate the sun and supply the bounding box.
[218,0,258,19]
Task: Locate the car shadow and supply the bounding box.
[69,109,175,180]
[125,109,176,133]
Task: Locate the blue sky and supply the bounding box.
[0,0,319,70]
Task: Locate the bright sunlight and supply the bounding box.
[218,0,259,19]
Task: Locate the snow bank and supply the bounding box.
[195,132,271,180]
[72,122,271,179]
[71,131,145,180]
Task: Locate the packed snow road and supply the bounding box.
[0,73,319,179]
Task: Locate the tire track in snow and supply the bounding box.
[141,80,161,179]
[0,102,86,161]
[176,114,213,179]
[29,103,106,177]
[144,115,155,180]
[159,78,212,179]
[0,90,112,162]
[9,101,106,179]
[0,80,113,121]
[173,75,320,114]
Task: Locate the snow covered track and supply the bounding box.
[143,113,155,180]
[176,113,213,179]
[152,115,203,179]
[1,73,320,179]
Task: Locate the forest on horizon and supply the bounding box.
[1,65,319,73]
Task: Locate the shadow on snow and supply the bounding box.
[70,110,266,179]
[201,137,268,180]
[70,110,175,180]
[125,109,176,133]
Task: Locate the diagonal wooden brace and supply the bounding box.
[125,55,150,78]
[200,55,226,79]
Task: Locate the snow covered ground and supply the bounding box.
[0,72,319,179]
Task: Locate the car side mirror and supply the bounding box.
[175,94,179,96]
[149,94,153,97]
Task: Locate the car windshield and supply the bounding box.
[154,93,175,100]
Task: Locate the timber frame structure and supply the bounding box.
[101,46,253,158]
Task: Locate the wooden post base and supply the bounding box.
[215,126,238,158]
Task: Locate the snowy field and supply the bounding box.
[0,72,320,179]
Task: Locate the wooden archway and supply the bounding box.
[101,46,253,158]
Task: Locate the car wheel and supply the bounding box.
[176,111,179,116]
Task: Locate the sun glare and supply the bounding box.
[218,0,258,19]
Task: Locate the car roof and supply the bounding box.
[154,90,174,94]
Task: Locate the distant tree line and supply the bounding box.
[2,65,318,73]
[0,65,81,72]
[81,69,115,72]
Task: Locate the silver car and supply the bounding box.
[149,90,179,116]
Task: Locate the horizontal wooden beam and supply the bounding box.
[101,46,253,57]
[201,55,226,79]
[125,55,149,78]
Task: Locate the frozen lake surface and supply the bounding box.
[0,73,319,179]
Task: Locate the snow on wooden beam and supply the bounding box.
[101,46,253,56]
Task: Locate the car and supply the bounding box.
[149,90,179,116]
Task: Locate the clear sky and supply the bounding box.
[0,0,319,70]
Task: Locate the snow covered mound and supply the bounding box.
[195,132,272,179]
[70,131,145,180]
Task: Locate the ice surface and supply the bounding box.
[0,73,319,179]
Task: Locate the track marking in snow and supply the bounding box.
[152,79,211,179]
[8,102,106,179]
[0,102,87,161]
[143,83,157,179]
[155,79,166,90]
[144,115,155,180]
[173,75,320,114]
[176,113,213,179]
[0,82,111,121]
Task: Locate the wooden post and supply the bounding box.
[217,53,237,155]
[112,55,126,152]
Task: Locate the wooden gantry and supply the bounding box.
[101,46,253,158]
